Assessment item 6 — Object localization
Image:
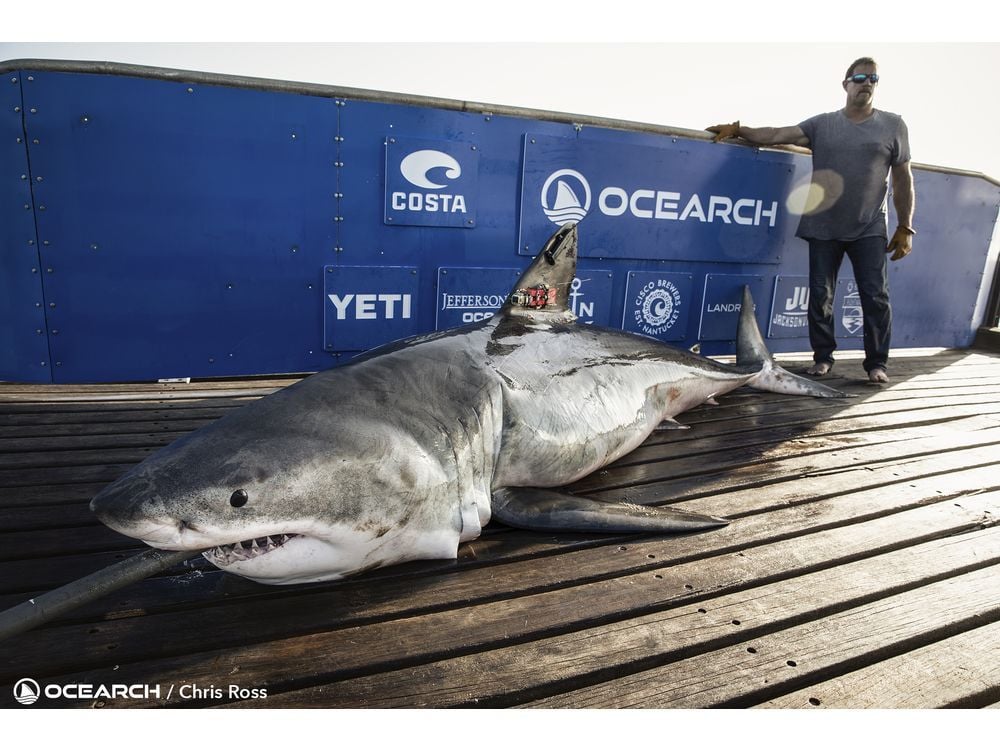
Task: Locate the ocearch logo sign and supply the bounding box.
[542,169,592,225]
[540,168,779,228]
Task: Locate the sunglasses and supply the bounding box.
[847,73,879,84]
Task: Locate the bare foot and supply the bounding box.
[805,362,832,376]
[868,367,889,384]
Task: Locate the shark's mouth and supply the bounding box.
[202,533,302,567]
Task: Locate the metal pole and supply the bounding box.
[0,547,203,642]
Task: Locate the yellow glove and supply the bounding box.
[887,226,915,261]
[706,121,741,142]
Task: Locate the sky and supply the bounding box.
[3,6,1000,182]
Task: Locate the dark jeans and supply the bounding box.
[807,236,891,373]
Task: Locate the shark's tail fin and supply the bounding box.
[737,286,851,399]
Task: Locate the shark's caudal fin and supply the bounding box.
[737,286,851,399]
[501,223,579,320]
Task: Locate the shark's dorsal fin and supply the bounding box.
[501,223,578,320]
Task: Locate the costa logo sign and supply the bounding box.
[385,138,479,228]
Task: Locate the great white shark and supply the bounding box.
[90,224,848,584]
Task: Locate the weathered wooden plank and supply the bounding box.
[0,482,110,508]
[0,399,256,421]
[0,463,137,489]
[756,619,1000,709]
[0,419,216,444]
[0,388,282,404]
[0,429,206,455]
[0,524,137,562]
[575,417,1000,498]
[612,398,1000,470]
[525,561,1000,707]
[248,527,1000,710]
[9,492,997,706]
[0,503,98,532]
[0,446,159,471]
[0,378,300,396]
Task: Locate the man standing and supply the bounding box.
[708,57,915,384]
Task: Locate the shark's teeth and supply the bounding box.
[202,533,302,567]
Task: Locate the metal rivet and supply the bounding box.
[10,77,17,84]
[291,133,297,139]
[16,137,22,143]
[31,268,38,274]
[48,303,55,308]
[39,205,46,211]
[33,139,39,144]
[80,115,89,124]
[40,362,46,367]
[36,176,42,182]
[20,174,26,180]
[471,145,477,151]
[27,76,33,82]
[208,357,215,363]
[46,268,53,273]
[389,138,395,144]
[35,329,42,334]
[28,240,34,245]
[386,217,393,222]
[187,88,194,93]
[43,240,50,246]
[30,108,37,114]
[52,329,59,335]
[14,106,20,112]
[90,243,98,250]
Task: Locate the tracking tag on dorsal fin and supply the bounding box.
[502,223,579,319]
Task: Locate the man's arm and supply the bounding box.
[887,160,916,261]
[706,121,810,147]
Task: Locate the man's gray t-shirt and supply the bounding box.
[796,109,910,241]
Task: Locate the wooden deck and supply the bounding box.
[1,348,999,709]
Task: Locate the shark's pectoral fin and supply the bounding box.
[491,487,729,534]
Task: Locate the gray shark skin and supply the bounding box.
[90,224,848,585]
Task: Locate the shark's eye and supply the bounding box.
[230,489,249,508]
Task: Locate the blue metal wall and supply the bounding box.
[2,63,998,383]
